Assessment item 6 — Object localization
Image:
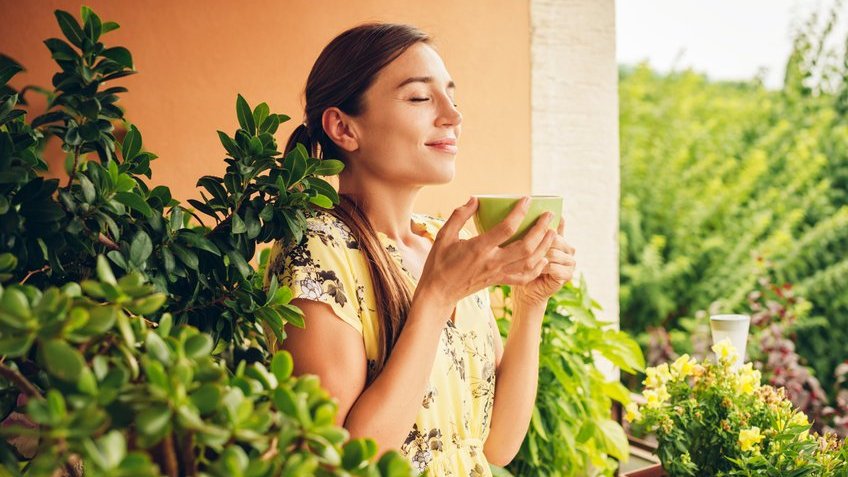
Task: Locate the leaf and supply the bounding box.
[0,54,24,86]
[184,334,213,359]
[130,231,153,266]
[252,102,270,129]
[101,46,133,69]
[314,159,345,176]
[271,351,294,382]
[226,250,251,279]
[235,94,255,135]
[101,21,120,34]
[82,6,102,42]
[114,191,152,217]
[231,213,246,234]
[217,131,240,157]
[309,194,333,209]
[43,339,86,382]
[78,173,96,203]
[145,331,171,364]
[43,38,78,62]
[96,254,118,285]
[306,177,340,204]
[180,232,221,256]
[135,404,171,437]
[54,10,85,49]
[595,418,629,461]
[171,243,198,270]
[259,114,280,134]
[0,334,35,357]
[122,125,142,162]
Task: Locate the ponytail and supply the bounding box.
[284,123,314,157]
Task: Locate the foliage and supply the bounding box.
[495,278,646,477]
[630,340,848,476]
[619,3,848,392]
[0,6,412,476]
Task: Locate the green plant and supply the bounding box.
[0,6,412,476]
[495,279,646,477]
[619,2,848,392]
[630,340,848,476]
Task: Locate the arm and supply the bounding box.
[483,298,545,466]
[282,285,454,453]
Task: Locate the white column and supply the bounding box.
[530,0,620,329]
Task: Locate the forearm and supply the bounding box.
[484,298,546,465]
[343,287,454,452]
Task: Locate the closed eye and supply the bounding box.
[410,97,458,107]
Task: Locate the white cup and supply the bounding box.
[710,314,751,370]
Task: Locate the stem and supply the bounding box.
[19,265,50,284]
[65,145,81,189]
[96,232,120,251]
[153,432,179,477]
[0,362,42,400]
[179,431,197,476]
[261,436,278,461]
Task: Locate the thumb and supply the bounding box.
[438,196,478,241]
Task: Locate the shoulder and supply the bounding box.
[298,208,360,251]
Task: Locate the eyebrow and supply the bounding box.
[396,76,456,90]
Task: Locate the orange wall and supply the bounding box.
[0,0,530,219]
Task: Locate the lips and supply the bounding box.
[425,137,458,154]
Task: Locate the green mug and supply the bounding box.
[473,195,563,246]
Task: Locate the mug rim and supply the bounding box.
[710,314,750,322]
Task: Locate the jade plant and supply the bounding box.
[0,6,412,476]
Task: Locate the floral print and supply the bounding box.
[266,210,497,476]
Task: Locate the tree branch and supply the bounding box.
[0,362,43,400]
[20,265,50,285]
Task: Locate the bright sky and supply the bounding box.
[616,0,847,89]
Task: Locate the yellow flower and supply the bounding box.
[737,363,761,394]
[644,385,670,408]
[712,338,740,365]
[739,427,764,452]
[671,354,696,378]
[644,363,672,388]
[789,412,809,427]
[625,402,642,422]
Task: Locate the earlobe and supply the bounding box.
[322,107,359,153]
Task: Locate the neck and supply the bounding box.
[338,168,423,247]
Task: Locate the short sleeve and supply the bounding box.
[265,214,363,334]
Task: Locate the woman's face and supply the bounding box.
[345,42,462,186]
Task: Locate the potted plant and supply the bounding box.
[627,339,848,476]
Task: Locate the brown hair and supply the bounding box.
[284,23,431,384]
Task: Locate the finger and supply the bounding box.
[552,235,576,256]
[438,196,478,242]
[480,196,530,248]
[545,248,576,266]
[500,211,553,258]
[504,256,549,285]
[543,263,575,282]
[557,215,565,235]
[502,230,555,279]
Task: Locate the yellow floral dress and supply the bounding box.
[265,209,497,477]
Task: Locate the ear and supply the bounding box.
[321,107,360,153]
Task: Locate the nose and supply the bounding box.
[437,95,462,127]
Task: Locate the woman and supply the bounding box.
[265,23,576,475]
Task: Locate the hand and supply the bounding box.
[416,196,559,308]
[512,215,576,307]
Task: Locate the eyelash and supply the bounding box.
[410,97,458,107]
